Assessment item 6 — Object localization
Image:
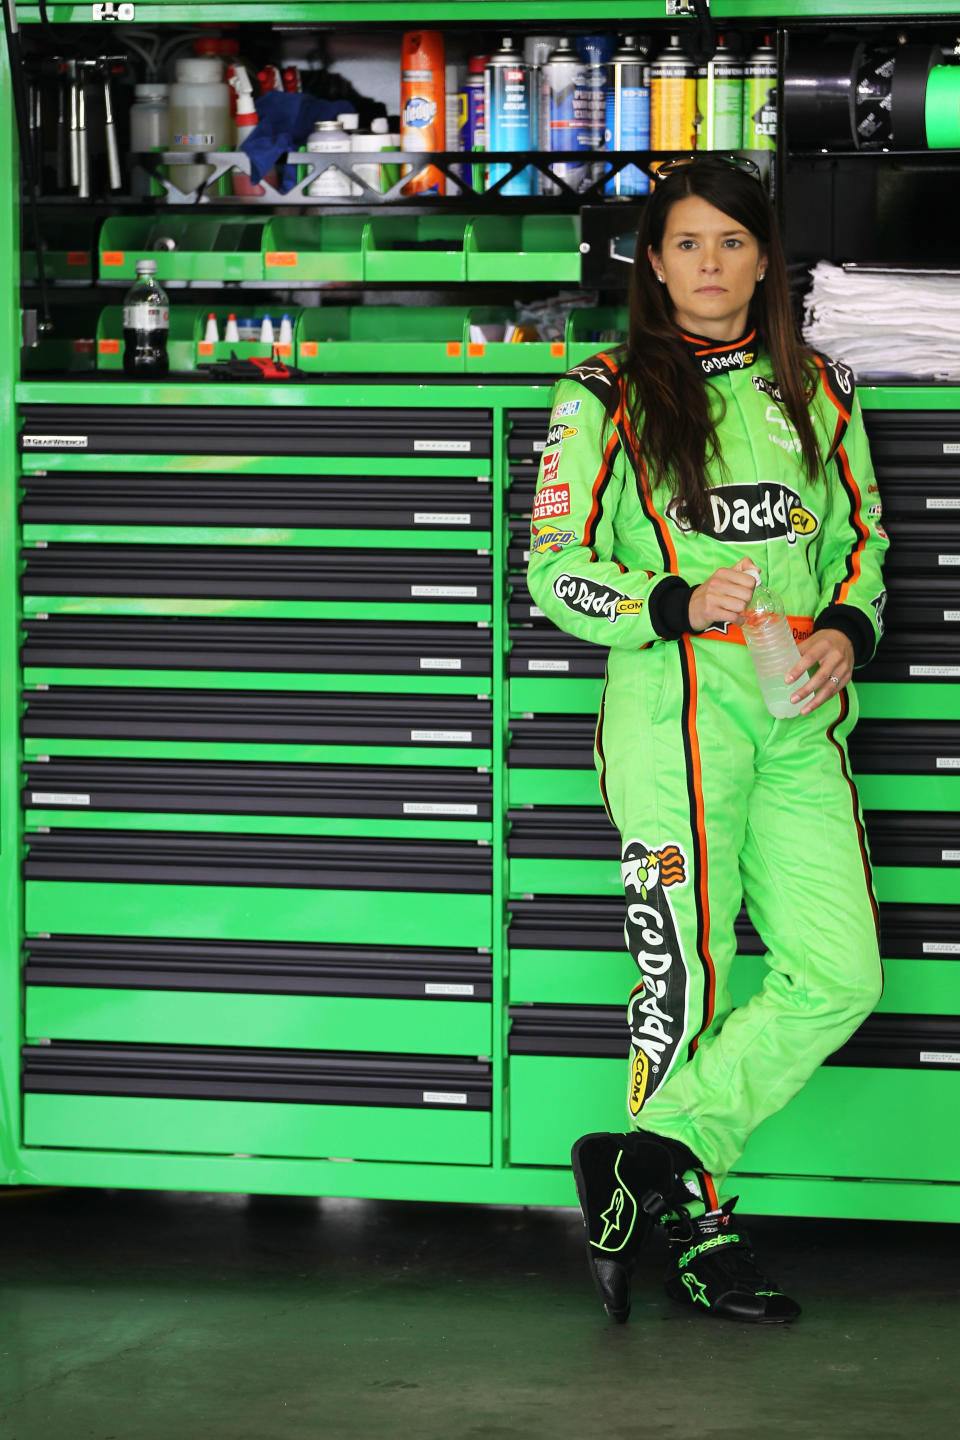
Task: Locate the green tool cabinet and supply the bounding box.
[2,2,960,1222]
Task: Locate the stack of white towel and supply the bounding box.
[802,261,960,380]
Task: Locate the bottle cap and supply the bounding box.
[175,57,224,84]
[468,55,489,73]
[339,112,360,130]
[135,83,169,101]
[135,258,158,275]
[371,116,389,133]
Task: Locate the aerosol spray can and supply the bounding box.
[306,117,352,198]
[401,30,446,195]
[445,62,462,184]
[460,55,488,192]
[525,35,559,195]
[605,36,650,195]
[575,34,612,190]
[485,38,533,196]
[543,37,598,195]
[744,34,777,150]
[696,35,744,151]
[650,34,697,153]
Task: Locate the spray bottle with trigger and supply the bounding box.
[227,64,265,196]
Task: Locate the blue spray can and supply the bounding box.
[544,37,603,194]
[460,55,488,192]
[605,36,651,195]
[484,37,534,196]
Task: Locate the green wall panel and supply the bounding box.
[24,1094,490,1167]
[25,988,492,1057]
[25,881,492,948]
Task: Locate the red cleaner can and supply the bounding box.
[401,30,446,195]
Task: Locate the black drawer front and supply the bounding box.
[24,831,493,893]
[23,761,493,820]
[507,896,958,963]
[20,474,493,530]
[19,406,493,459]
[22,617,494,676]
[862,411,960,467]
[22,688,493,747]
[506,410,552,464]
[508,633,607,679]
[24,935,492,1001]
[21,545,492,604]
[22,1042,492,1109]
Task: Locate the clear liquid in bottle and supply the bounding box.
[122,259,169,380]
[740,577,809,719]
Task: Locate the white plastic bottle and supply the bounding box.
[740,576,809,719]
[129,83,169,198]
[168,56,232,197]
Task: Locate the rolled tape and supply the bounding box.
[925,66,960,149]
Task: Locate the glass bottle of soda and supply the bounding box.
[122,258,170,379]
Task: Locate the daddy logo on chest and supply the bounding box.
[667,482,819,544]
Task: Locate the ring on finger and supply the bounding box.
[829,675,841,687]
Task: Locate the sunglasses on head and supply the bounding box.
[655,153,763,182]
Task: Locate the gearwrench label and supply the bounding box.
[622,839,690,1114]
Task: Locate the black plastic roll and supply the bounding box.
[889,44,940,149]
[784,39,857,150]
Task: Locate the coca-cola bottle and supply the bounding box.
[122,259,169,379]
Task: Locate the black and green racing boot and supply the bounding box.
[663,1198,801,1324]
[570,1128,700,1323]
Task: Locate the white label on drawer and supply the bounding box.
[410,729,473,743]
[30,792,90,806]
[528,659,569,672]
[522,550,531,562]
[424,983,475,996]
[920,1051,960,1064]
[414,512,472,525]
[403,802,478,816]
[22,435,88,449]
[533,441,546,453]
[924,942,960,953]
[419,657,461,670]
[910,665,960,677]
[945,613,960,623]
[529,606,545,618]
[927,498,960,509]
[422,1091,468,1104]
[936,757,960,768]
[414,439,472,453]
[411,585,477,598]
[942,851,960,861]
[938,555,960,566]
[943,443,960,454]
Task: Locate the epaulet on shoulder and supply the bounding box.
[561,351,624,410]
[813,350,856,411]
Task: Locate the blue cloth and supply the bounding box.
[240,92,357,190]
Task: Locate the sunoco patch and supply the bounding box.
[531,524,577,555]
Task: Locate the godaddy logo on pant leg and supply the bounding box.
[623,840,689,1112]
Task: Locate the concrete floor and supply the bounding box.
[0,1185,957,1440]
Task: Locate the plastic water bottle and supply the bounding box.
[740,576,809,719]
[122,259,169,380]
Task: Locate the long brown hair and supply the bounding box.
[618,157,823,533]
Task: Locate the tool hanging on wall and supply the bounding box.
[2,0,52,333]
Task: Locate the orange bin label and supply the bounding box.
[467,342,484,357]
[98,339,120,354]
[265,252,298,267]
[447,342,464,357]
[101,251,124,266]
[197,342,214,356]
[551,342,565,357]
[67,252,90,266]
[300,341,318,357]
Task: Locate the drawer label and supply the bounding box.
[942,850,960,861]
[22,435,88,449]
[927,498,960,509]
[403,802,478,815]
[410,730,473,743]
[945,613,960,623]
[414,512,472,525]
[414,439,472,453]
[419,657,462,670]
[529,606,544,618]
[943,443,960,454]
[920,1051,960,1064]
[422,1091,468,1104]
[910,665,960,677]
[30,792,90,806]
[936,757,960,768]
[424,983,475,996]
[924,942,960,953]
[528,659,569,671]
[411,585,478,598]
[938,554,960,566]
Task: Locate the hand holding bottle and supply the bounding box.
[687,555,759,633]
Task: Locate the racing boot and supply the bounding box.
[570,1128,701,1323]
[663,1198,801,1324]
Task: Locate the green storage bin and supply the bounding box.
[465,215,581,283]
[297,305,469,374]
[23,226,95,283]
[363,215,469,283]
[463,305,567,375]
[25,1094,491,1167]
[262,215,367,283]
[566,305,628,365]
[25,987,492,1057]
[99,216,268,282]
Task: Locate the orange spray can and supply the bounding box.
[400,30,446,195]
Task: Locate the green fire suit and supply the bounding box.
[526,342,889,1202]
